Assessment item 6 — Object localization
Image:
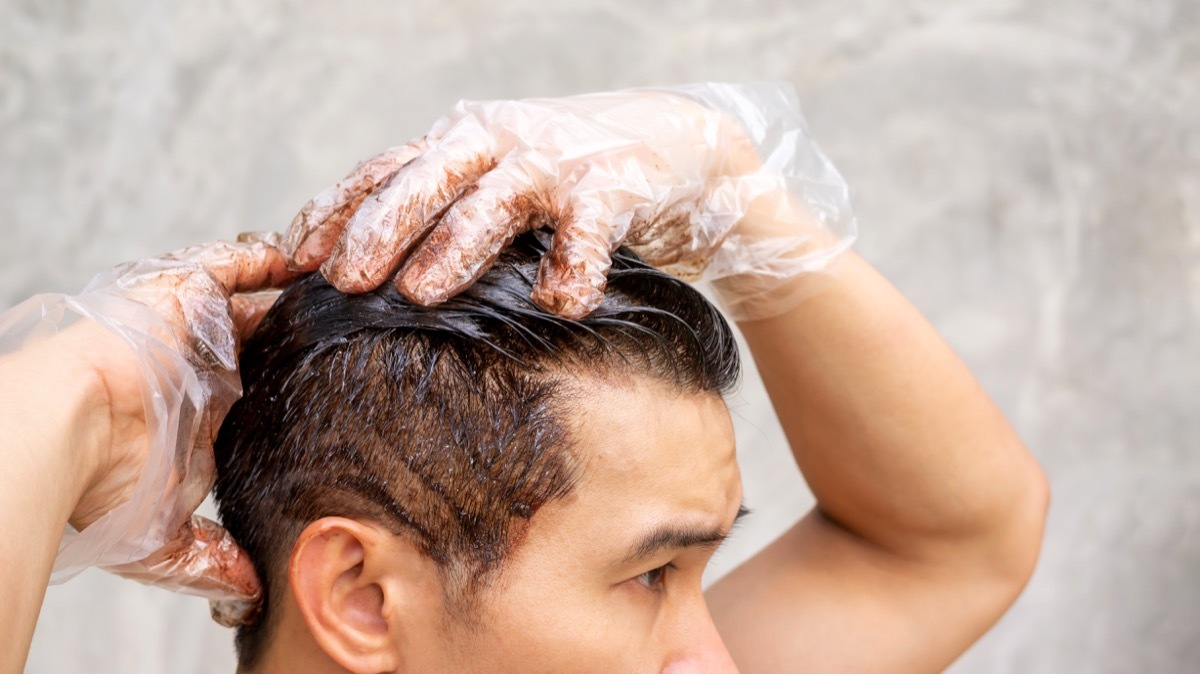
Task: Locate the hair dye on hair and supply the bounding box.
[212,231,739,667]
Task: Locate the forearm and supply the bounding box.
[737,251,1048,568]
[0,331,104,674]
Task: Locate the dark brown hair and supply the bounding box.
[212,231,740,667]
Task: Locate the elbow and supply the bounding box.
[990,454,1051,594]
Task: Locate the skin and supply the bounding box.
[253,251,1049,674]
[0,239,292,674]
[708,251,1049,672]
[448,380,742,672]
[0,247,1048,674]
[0,126,1050,674]
[252,379,744,673]
[0,327,108,674]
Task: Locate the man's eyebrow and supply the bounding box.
[621,504,751,565]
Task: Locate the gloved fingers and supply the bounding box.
[86,238,294,390]
[106,514,261,626]
[284,139,430,271]
[321,122,497,294]
[531,198,626,319]
[210,595,259,630]
[231,290,282,343]
[397,159,547,306]
[151,238,295,375]
[175,234,300,296]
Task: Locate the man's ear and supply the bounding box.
[289,517,436,674]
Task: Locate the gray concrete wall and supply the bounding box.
[3,1,1196,672]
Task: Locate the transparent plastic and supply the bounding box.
[0,236,292,625]
[283,82,856,321]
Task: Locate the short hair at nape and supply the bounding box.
[212,230,740,667]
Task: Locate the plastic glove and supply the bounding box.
[283,82,856,321]
[0,235,296,626]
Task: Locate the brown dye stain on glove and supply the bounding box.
[285,140,430,271]
[321,154,497,294]
[530,233,610,319]
[106,515,262,627]
[397,190,549,305]
[289,182,378,271]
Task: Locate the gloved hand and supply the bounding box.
[0,235,296,626]
[283,82,856,321]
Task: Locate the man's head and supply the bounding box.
[213,232,744,673]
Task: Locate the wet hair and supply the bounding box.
[212,231,740,667]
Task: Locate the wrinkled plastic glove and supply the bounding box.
[284,82,857,321]
[0,235,297,626]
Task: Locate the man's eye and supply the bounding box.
[636,563,673,590]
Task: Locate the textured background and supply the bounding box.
[3,0,1197,672]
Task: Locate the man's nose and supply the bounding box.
[661,602,740,674]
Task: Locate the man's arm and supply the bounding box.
[707,251,1050,673]
[0,329,109,674]
[0,239,291,673]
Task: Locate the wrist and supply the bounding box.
[0,318,124,667]
[0,321,118,518]
[710,188,850,321]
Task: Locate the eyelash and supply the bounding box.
[636,563,674,591]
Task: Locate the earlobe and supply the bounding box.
[289,517,410,673]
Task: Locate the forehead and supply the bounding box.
[559,376,741,533]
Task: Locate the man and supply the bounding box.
[211,233,745,671]
[1,84,1047,672]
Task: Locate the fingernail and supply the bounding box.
[396,268,447,306]
[236,231,279,246]
[320,255,376,294]
[211,598,260,628]
[531,285,596,319]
